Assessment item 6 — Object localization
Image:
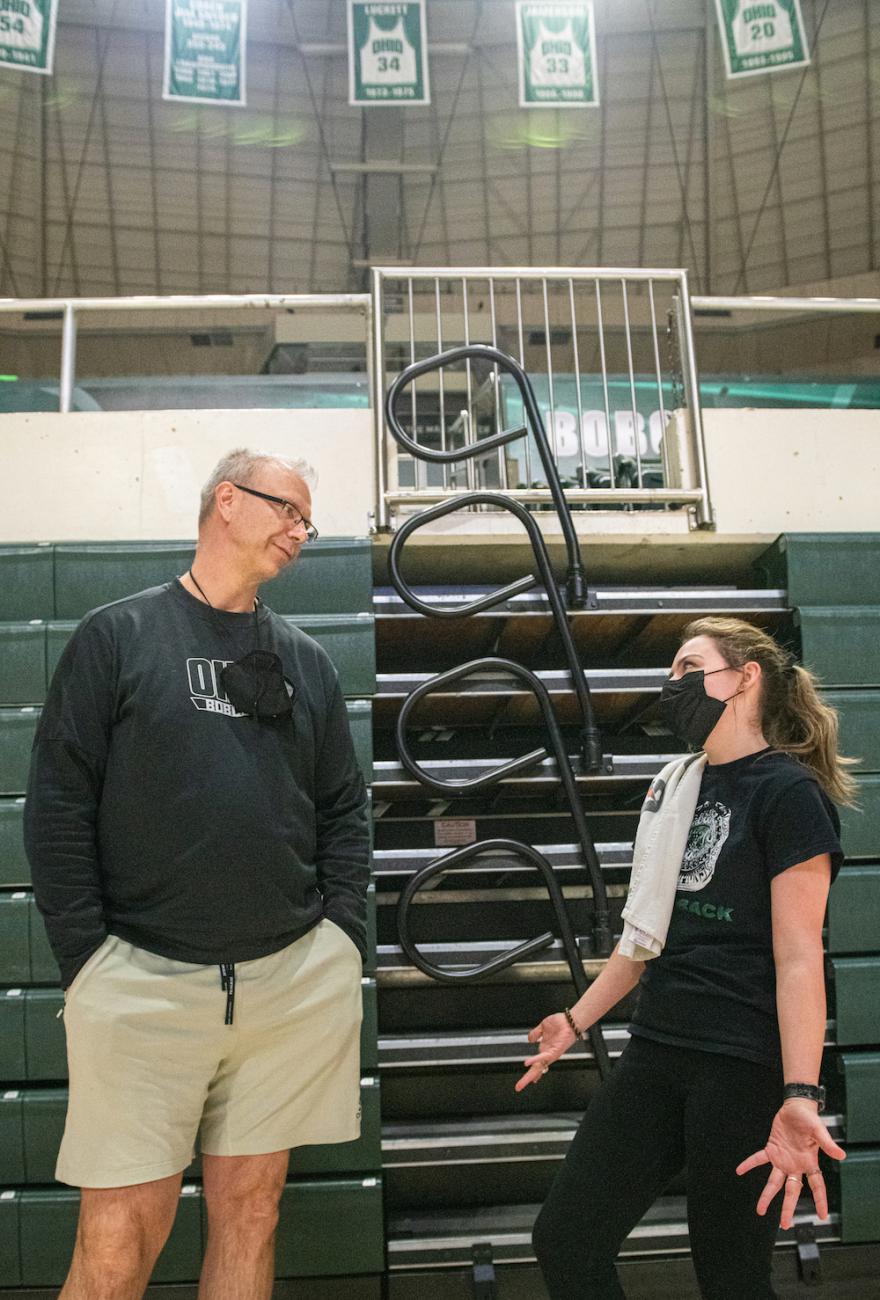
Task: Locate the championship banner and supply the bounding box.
[348,1,430,106]
[714,0,810,79]
[516,2,599,108]
[163,0,246,106]
[0,0,59,75]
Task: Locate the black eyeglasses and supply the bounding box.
[233,484,319,542]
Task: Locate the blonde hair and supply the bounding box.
[682,616,859,807]
[199,448,315,527]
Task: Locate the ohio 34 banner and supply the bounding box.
[348,1,430,106]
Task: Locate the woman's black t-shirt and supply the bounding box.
[629,748,843,1067]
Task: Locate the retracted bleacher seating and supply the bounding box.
[0,539,384,1290]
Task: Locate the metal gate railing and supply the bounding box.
[370,266,714,530]
[0,293,372,414]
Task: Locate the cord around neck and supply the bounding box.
[187,569,260,648]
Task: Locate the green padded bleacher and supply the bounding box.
[361,978,377,1071]
[829,958,880,1046]
[0,882,373,981]
[282,614,376,696]
[0,895,58,984]
[0,547,54,622]
[758,534,880,607]
[1,534,382,1283]
[364,882,377,976]
[770,536,880,1252]
[2,539,372,621]
[0,1178,385,1285]
[825,691,880,773]
[0,800,27,888]
[0,699,370,827]
[263,538,373,616]
[0,981,378,1082]
[0,709,39,797]
[348,699,373,783]
[0,1185,203,1287]
[45,623,76,685]
[838,1150,880,1243]
[837,1053,880,1143]
[840,776,880,859]
[272,1178,384,1276]
[0,625,46,706]
[0,1077,382,1184]
[53,543,197,620]
[798,609,880,687]
[46,614,376,700]
[0,894,33,984]
[827,867,880,954]
[0,540,371,621]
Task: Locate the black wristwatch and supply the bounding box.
[783,1082,825,1112]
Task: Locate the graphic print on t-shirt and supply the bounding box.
[678,799,731,892]
[185,655,295,718]
[186,656,247,717]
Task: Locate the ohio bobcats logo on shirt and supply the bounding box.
[678,799,731,892]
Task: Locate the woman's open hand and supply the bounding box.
[514,1012,577,1093]
[736,1099,846,1229]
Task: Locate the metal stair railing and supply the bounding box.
[385,344,614,1080]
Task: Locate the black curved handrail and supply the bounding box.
[389,493,602,772]
[386,343,588,608]
[396,838,612,1078]
[395,656,611,956]
[385,345,614,1078]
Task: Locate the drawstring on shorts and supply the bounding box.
[219,962,236,1024]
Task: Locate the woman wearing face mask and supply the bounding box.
[522,617,855,1300]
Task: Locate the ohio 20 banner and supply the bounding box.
[714,0,810,79]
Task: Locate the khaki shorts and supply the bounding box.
[57,919,363,1188]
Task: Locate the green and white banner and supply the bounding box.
[0,0,58,75]
[348,1,430,106]
[163,0,246,106]
[714,0,810,79]
[516,2,598,108]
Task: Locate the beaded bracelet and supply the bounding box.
[563,1006,587,1041]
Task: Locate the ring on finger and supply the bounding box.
[785,1175,802,1185]
[541,1065,549,1075]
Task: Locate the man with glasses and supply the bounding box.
[25,448,370,1300]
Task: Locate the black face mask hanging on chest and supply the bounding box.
[221,650,294,721]
[188,571,295,723]
[655,668,740,748]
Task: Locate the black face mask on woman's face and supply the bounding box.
[655,667,741,748]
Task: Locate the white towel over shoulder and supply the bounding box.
[619,752,707,961]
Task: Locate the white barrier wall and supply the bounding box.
[0,409,374,541]
[1,405,878,542]
[703,408,880,534]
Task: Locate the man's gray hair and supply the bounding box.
[199,448,315,526]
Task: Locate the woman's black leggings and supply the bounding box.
[533,1035,784,1299]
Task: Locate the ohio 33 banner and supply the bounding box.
[163,0,247,105]
[348,1,430,106]
[0,0,58,75]
[516,2,599,108]
[714,0,810,79]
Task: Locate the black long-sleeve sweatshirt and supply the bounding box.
[24,579,370,989]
